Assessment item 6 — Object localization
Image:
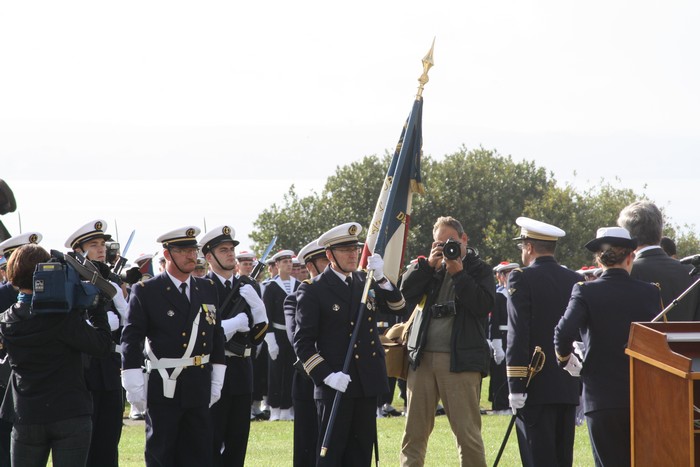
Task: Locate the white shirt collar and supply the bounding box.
[166,271,191,298]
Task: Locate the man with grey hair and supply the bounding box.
[617,201,700,320]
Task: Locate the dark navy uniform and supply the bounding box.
[488,286,509,411]
[506,256,582,467]
[294,266,406,466]
[555,268,660,466]
[121,272,225,467]
[0,283,16,467]
[208,271,266,467]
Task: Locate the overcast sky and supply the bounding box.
[1,1,698,259]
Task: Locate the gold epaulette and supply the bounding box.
[506,365,528,378]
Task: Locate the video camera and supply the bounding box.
[31,251,103,314]
[105,241,120,266]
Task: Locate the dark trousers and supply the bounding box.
[515,403,576,467]
[268,331,294,409]
[86,388,123,467]
[316,395,376,467]
[252,344,268,402]
[488,359,509,410]
[0,418,11,467]
[377,377,397,407]
[586,408,631,467]
[211,392,252,467]
[11,416,92,467]
[145,404,212,467]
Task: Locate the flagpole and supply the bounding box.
[320,40,434,460]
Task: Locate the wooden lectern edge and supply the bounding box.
[626,322,694,379]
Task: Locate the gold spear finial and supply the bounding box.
[416,37,435,100]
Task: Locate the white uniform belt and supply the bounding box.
[146,354,210,371]
[499,325,508,331]
[271,322,286,331]
[225,348,252,358]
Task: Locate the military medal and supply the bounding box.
[203,304,216,325]
[332,304,340,312]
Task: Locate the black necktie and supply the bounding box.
[224,279,232,292]
[180,282,189,303]
[345,276,352,287]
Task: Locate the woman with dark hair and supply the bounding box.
[554,227,661,467]
[0,244,112,467]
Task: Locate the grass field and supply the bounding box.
[109,377,594,466]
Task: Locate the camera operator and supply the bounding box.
[0,243,112,467]
[65,220,127,467]
[399,216,494,467]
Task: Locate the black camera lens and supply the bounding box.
[442,239,461,260]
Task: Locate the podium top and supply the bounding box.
[626,322,700,379]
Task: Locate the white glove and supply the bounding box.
[209,363,226,407]
[240,284,267,324]
[107,311,120,331]
[122,368,147,413]
[492,338,505,365]
[573,341,585,359]
[563,352,582,377]
[508,392,527,414]
[221,314,250,341]
[367,253,385,282]
[108,280,129,320]
[265,333,279,361]
[323,371,352,393]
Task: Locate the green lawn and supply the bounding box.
[112,377,594,466]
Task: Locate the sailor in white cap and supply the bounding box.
[294,222,406,466]
[0,232,42,309]
[236,250,256,278]
[505,217,583,467]
[262,249,298,421]
[554,226,659,466]
[283,238,329,466]
[65,220,126,467]
[488,261,520,414]
[120,226,226,467]
[200,225,267,466]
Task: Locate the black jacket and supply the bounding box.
[0,301,112,425]
[402,253,495,375]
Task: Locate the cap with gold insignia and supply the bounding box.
[157,226,200,248]
[584,226,637,252]
[271,250,295,262]
[65,220,113,249]
[318,222,363,249]
[134,253,154,265]
[0,232,42,259]
[493,261,520,273]
[200,225,239,255]
[236,250,256,261]
[195,257,208,269]
[298,240,325,264]
[513,217,565,242]
[292,256,301,265]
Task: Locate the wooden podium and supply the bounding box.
[626,322,700,466]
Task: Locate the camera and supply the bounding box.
[105,241,120,265]
[31,253,101,314]
[442,239,462,261]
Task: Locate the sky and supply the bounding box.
[1,1,699,260]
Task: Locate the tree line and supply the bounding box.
[250,147,700,270]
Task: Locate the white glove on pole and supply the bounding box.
[107,311,120,331]
[508,392,527,414]
[108,280,129,320]
[492,339,505,365]
[563,352,583,377]
[367,253,385,282]
[122,368,147,413]
[209,363,226,407]
[265,333,279,361]
[573,341,585,359]
[323,372,352,393]
[221,314,250,341]
[240,284,267,324]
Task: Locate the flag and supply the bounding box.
[360,97,425,284]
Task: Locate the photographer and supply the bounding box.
[0,243,112,467]
[399,216,494,467]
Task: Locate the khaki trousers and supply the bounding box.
[400,352,487,467]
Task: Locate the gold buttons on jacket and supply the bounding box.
[182,332,187,337]
[355,355,359,360]
[182,343,187,348]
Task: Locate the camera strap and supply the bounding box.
[62,253,117,299]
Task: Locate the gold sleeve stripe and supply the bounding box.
[506,366,529,378]
[387,298,406,311]
[254,323,269,341]
[303,354,325,374]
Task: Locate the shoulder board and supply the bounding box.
[207,278,215,285]
[303,279,312,285]
[577,281,585,286]
[652,282,661,290]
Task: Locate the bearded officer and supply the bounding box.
[0,232,42,467]
[506,217,582,467]
[294,222,407,466]
[121,226,226,467]
[201,225,268,467]
[284,239,329,467]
